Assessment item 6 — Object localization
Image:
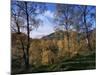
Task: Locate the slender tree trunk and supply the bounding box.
[64,25,70,57]
[14,15,21,34]
[63,8,70,52]
[16,22,21,34]
[25,2,30,68]
[83,6,92,51]
[76,25,80,45]
[66,31,70,51]
[20,38,27,66]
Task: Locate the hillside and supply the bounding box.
[11,29,96,74]
[41,29,96,40]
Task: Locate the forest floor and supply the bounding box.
[11,52,96,75]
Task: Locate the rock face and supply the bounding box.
[41,49,56,64]
[12,29,96,66]
[29,39,42,65]
[29,39,57,65]
[11,33,27,59]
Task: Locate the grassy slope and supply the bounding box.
[34,52,96,73]
[12,52,95,74]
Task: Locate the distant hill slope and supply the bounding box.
[41,29,96,40]
[42,30,65,40]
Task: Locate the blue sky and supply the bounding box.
[30,3,56,38]
[30,4,96,39]
[11,1,96,39]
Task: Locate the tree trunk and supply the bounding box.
[64,8,70,52]
[14,14,21,34]
[25,2,30,68]
[16,22,21,34]
[84,6,92,51]
[66,31,70,51]
[20,38,27,66]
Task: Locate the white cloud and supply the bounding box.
[43,10,55,19]
[30,10,56,39]
[30,24,55,39]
